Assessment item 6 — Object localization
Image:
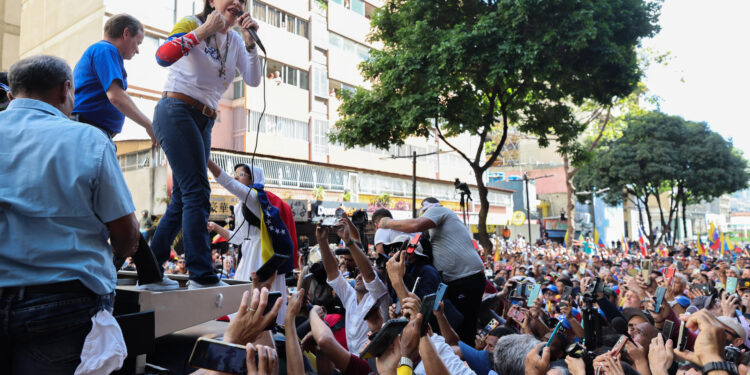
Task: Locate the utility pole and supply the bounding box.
[523,173,554,244]
[412,151,417,218]
[381,149,455,218]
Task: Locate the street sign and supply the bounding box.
[511,210,526,226]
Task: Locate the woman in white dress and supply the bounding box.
[206,159,288,324]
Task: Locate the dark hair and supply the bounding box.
[8,55,72,96]
[104,14,143,39]
[489,326,516,338]
[196,0,214,23]
[234,163,251,175]
[0,72,8,105]
[422,197,440,204]
[372,208,393,225]
[196,0,247,22]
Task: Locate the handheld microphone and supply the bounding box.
[231,9,266,54]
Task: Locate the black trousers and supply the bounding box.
[445,270,486,343]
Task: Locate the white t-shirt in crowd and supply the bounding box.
[327,272,388,355]
[414,334,477,375]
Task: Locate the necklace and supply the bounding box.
[213,34,230,78]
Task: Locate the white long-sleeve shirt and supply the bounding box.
[327,272,388,355]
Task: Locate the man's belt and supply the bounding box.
[163,91,217,120]
[74,113,116,139]
[1,280,92,295]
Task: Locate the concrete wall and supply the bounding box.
[122,165,168,216]
[20,0,104,67]
[327,2,371,47]
[246,80,310,122]
[1,0,21,70]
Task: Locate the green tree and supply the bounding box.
[330,0,661,250]
[574,112,748,247]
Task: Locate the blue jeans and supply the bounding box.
[0,286,113,374]
[150,97,218,284]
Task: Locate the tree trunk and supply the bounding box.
[473,165,493,253]
[642,193,657,250]
[682,197,689,241]
[563,153,576,249]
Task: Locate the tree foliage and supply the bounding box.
[330,0,661,250]
[574,111,749,246]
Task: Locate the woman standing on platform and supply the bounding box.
[145,0,262,290]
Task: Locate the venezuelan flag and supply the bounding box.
[697,235,707,256]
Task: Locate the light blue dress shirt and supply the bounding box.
[0,98,135,295]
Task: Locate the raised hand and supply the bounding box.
[245,343,277,375]
[224,288,282,345]
[648,333,674,375]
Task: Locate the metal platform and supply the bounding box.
[115,271,252,338]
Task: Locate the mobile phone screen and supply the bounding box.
[663,320,675,340]
[189,338,248,374]
[262,291,282,330]
[610,335,628,357]
[727,277,738,294]
[420,294,437,336]
[527,284,541,307]
[546,321,563,347]
[434,283,448,311]
[677,321,687,351]
[653,286,667,313]
[360,318,409,359]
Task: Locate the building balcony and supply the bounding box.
[255,20,310,71]
[328,49,369,88]
[327,2,372,47]
[244,132,309,161]
[245,81,309,123]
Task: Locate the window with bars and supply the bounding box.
[261,57,308,91]
[329,33,371,62]
[210,152,347,191]
[313,119,329,156]
[248,110,309,142]
[313,67,329,98]
[252,1,309,39]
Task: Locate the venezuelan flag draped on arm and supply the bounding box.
[253,185,295,274]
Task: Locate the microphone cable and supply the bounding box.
[223,37,267,246]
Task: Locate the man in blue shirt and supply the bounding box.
[0,55,139,374]
[73,13,155,142]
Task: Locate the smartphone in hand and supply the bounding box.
[189,337,249,374]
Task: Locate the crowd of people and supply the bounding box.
[181,200,750,375]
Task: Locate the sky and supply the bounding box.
[641,0,750,156]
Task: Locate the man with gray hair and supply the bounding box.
[0,55,139,374]
[490,334,541,375]
[72,13,155,142]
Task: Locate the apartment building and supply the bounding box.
[0,0,20,70]
[16,0,513,229]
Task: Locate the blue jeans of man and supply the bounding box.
[0,285,114,374]
[150,97,218,285]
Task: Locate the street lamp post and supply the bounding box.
[382,149,454,218]
[523,173,554,244]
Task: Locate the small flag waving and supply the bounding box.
[622,236,630,254]
[697,235,707,256]
[638,226,649,257]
